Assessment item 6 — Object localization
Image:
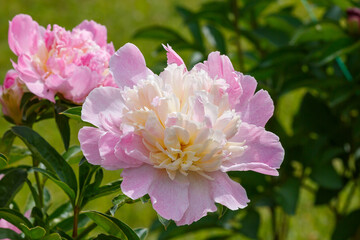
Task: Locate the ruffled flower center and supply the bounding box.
[121,64,247,180]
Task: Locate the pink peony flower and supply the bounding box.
[0,70,25,124]
[0,219,21,239]
[78,43,284,225]
[347,8,360,35]
[8,14,116,104]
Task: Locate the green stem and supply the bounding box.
[75,223,97,240]
[271,206,279,240]
[32,158,43,208]
[25,179,41,209]
[72,205,80,238]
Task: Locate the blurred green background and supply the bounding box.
[1,0,360,239]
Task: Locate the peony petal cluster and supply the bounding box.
[9,14,116,104]
[78,43,284,225]
[0,70,25,124]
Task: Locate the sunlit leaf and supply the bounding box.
[19,224,46,239]
[60,106,82,122]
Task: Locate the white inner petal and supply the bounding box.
[121,64,246,180]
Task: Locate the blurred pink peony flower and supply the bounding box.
[9,14,116,104]
[0,70,25,124]
[78,43,284,225]
[0,219,21,239]
[347,8,360,35]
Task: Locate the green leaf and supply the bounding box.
[8,146,32,164]
[310,164,343,190]
[79,160,99,194]
[0,208,32,230]
[140,195,150,204]
[54,213,89,232]
[60,106,82,122]
[85,211,140,240]
[62,145,82,164]
[0,153,8,169]
[253,26,290,47]
[315,40,360,66]
[93,234,122,240]
[202,25,226,53]
[19,224,46,239]
[42,233,62,240]
[332,209,360,240]
[82,180,122,207]
[134,26,187,42]
[240,209,260,239]
[0,130,16,156]
[32,168,76,204]
[110,194,137,216]
[55,104,70,151]
[134,228,148,240]
[276,178,301,215]
[315,187,339,205]
[176,6,204,51]
[0,228,23,240]
[48,202,72,221]
[157,214,171,230]
[11,126,77,197]
[0,168,27,207]
[291,22,346,45]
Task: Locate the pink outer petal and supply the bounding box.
[148,170,189,221]
[75,20,108,47]
[210,171,249,210]
[63,67,98,104]
[109,43,153,88]
[236,89,274,127]
[78,127,105,166]
[162,44,186,68]
[176,173,217,225]
[237,73,257,107]
[81,87,124,130]
[98,132,123,170]
[222,122,284,176]
[114,132,150,166]
[121,164,157,199]
[194,52,242,107]
[12,56,56,102]
[8,14,42,56]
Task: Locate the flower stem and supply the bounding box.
[72,205,80,238]
[271,206,279,240]
[32,158,43,208]
[75,223,97,240]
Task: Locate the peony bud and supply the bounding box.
[347,8,360,35]
[0,70,25,124]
